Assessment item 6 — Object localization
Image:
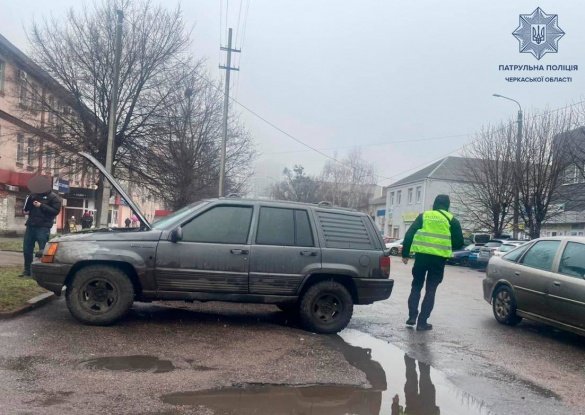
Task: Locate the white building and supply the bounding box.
[384,156,470,238]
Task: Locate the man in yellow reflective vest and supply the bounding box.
[402,194,464,330]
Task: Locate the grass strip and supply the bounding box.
[0,267,48,312]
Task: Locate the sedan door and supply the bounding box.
[548,241,585,329]
[155,205,254,293]
[248,207,321,295]
[511,240,561,319]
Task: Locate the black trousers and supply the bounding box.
[407,253,446,322]
[23,226,50,275]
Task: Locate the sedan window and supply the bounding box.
[520,241,561,271]
[559,242,585,279]
[502,243,531,263]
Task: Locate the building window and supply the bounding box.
[27,138,36,166]
[48,96,54,124]
[17,134,24,163]
[397,190,402,205]
[19,71,28,106]
[407,188,413,204]
[416,186,422,203]
[389,192,394,206]
[564,164,578,185]
[0,60,5,93]
[45,147,54,172]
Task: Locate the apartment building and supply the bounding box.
[0,34,160,234]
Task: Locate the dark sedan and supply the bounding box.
[448,243,485,266]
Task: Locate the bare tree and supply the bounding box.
[451,124,516,237]
[320,148,377,209]
[518,108,577,238]
[269,165,322,203]
[26,0,194,214]
[130,71,256,210]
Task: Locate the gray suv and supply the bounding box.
[32,153,393,334]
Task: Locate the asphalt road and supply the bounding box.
[0,258,583,414]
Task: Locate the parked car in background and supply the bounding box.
[468,251,480,268]
[483,237,585,337]
[383,236,398,244]
[385,239,404,256]
[476,239,508,268]
[448,243,485,266]
[492,241,527,257]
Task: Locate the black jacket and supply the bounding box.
[24,191,62,228]
[401,210,465,258]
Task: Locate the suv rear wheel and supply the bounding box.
[66,265,134,326]
[299,281,353,334]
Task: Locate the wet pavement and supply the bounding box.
[0,259,582,414]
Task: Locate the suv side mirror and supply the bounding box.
[170,227,183,243]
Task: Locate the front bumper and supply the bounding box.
[31,262,72,295]
[354,278,394,304]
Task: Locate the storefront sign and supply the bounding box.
[402,212,420,222]
[53,178,70,194]
[69,187,95,199]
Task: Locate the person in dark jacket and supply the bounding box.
[20,180,62,278]
[401,194,464,330]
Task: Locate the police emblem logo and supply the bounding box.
[512,7,565,60]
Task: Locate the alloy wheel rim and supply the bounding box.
[495,290,511,319]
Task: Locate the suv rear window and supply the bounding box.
[256,207,315,247]
[316,211,374,250]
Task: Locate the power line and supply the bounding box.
[381,99,585,184]
[261,134,470,155]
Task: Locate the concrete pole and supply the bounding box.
[514,109,523,239]
[98,10,124,228]
[219,28,233,198]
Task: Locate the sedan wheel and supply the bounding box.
[492,285,522,326]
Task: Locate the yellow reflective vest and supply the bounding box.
[410,210,453,258]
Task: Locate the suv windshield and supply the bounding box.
[152,201,209,229]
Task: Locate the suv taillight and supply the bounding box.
[380,256,391,278]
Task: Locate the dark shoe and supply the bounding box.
[416,322,433,331]
[406,317,417,326]
[19,272,31,278]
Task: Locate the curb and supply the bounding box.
[0,292,56,320]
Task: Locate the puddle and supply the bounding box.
[161,329,490,414]
[77,355,174,373]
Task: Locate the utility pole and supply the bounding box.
[514,108,523,239]
[98,10,124,228]
[218,28,240,197]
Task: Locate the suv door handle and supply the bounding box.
[230,249,249,255]
[553,281,562,287]
[300,251,318,256]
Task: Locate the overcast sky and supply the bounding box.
[2,0,584,186]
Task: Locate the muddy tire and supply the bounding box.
[492,285,522,326]
[389,247,398,256]
[299,281,353,334]
[66,265,134,326]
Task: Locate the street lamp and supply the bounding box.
[493,94,523,239]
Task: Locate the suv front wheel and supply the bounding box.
[66,265,135,326]
[299,281,353,334]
